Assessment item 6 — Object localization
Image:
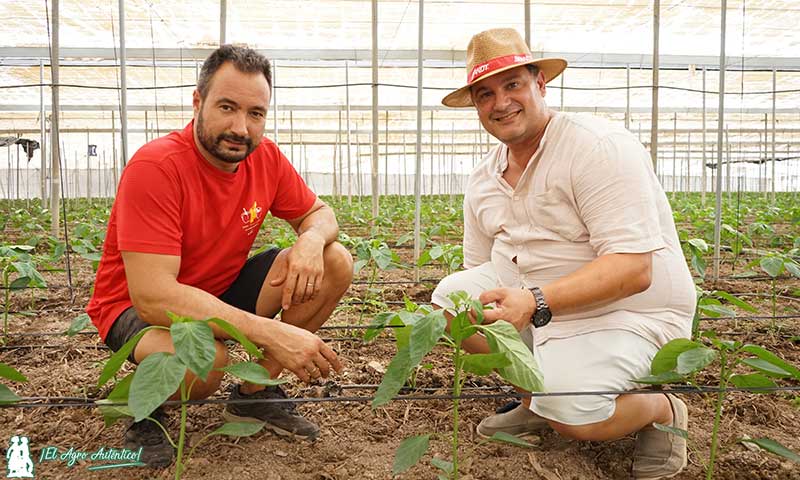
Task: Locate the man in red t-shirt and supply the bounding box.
[86,45,352,467]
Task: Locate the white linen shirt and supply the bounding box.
[464,112,695,347]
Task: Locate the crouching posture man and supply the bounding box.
[86,45,353,467]
[432,29,695,479]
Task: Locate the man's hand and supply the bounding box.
[258,320,343,383]
[270,231,326,310]
[479,287,536,332]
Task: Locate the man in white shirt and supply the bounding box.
[432,28,695,479]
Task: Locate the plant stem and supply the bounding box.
[706,350,728,480]
[771,278,777,329]
[451,344,462,480]
[3,268,10,342]
[175,382,188,480]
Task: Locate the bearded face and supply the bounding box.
[195,101,257,164]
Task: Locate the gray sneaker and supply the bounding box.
[123,407,174,468]
[476,403,551,439]
[223,385,320,441]
[632,394,688,479]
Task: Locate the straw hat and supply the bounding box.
[442,28,567,108]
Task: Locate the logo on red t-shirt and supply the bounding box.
[240,201,263,235]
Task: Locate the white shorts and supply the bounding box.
[431,262,659,425]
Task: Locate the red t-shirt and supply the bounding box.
[86,121,316,340]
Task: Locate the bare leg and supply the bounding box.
[549,393,673,441]
[133,329,229,400]
[242,242,353,392]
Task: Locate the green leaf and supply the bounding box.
[65,313,91,336]
[489,431,535,447]
[760,256,785,278]
[11,261,46,287]
[97,373,134,427]
[712,291,758,313]
[220,362,286,386]
[371,246,394,270]
[740,345,800,381]
[373,346,412,408]
[206,317,263,359]
[171,321,217,381]
[0,362,27,382]
[729,373,776,391]
[690,254,707,279]
[166,311,192,323]
[408,310,447,366]
[364,311,395,343]
[430,457,454,474]
[688,238,709,252]
[698,304,736,318]
[675,347,717,375]
[353,259,368,273]
[9,276,30,290]
[392,434,430,476]
[632,371,687,385]
[391,317,415,352]
[785,262,800,279]
[416,249,432,267]
[461,353,510,376]
[449,310,470,344]
[97,325,162,388]
[479,321,544,392]
[650,339,704,375]
[206,421,265,438]
[741,358,792,378]
[707,337,740,351]
[129,352,186,422]
[470,299,485,325]
[652,422,689,440]
[446,291,471,311]
[0,383,21,404]
[739,438,800,463]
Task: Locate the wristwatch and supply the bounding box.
[528,287,552,328]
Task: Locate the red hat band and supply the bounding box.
[468,53,534,84]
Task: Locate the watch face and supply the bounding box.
[532,309,552,328]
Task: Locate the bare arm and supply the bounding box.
[270,198,341,309]
[480,252,652,330]
[286,197,339,245]
[122,251,341,378]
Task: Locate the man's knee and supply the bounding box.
[187,340,229,400]
[323,242,353,290]
[432,262,497,309]
[431,271,468,309]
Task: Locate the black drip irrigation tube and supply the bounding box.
[2,385,800,410]
[4,313,800,341]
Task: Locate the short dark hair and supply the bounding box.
[197,45,272,99]
[525,64,540,77]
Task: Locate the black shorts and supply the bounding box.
[104,247,282,364]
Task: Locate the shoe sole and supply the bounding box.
[222,410,319,442]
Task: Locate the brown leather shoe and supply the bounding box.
[632,394,688,479]
[476,403,551,439]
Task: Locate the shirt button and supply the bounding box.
[516,245,522,251]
